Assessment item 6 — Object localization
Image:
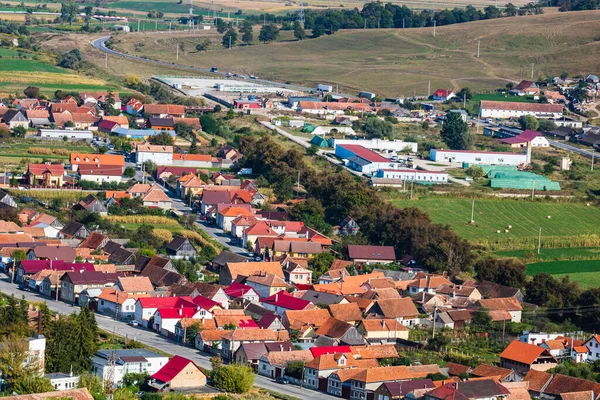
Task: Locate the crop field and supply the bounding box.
[526,260,600,289]
[390,197,600,249]
[108,11,600,96]
[0,56,119,96]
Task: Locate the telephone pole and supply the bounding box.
[537,227,542,254]
[531,63,534,80]
[137,18,140,32]
[428,80,431,98]
[176,43,179,60]
[477,39,480,58]
[433,20,436,37]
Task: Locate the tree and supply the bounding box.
[195,39,211,52]
[274,174,293,202]
[58,49,83,70]
[259,23,280,43]
[200,114,220,134]
[293,21,306,40]
[24,86,40,98]
[289,198,332,235]
[440,110,472,149]
[14,376,54,395]
[427,334,450,351]
[466,165,485,180]
[0,336,44,392]
[240,21,253,44]
[504,3,517,16]
[102,91,118,116]
[217,364,254,393]
[78,373,103,397]
[60,2,77,25]
[537,119,557,132]
[12,126,26,137]
[286,361,304,379]
[148,132,174,146]
[189,137,198,154]
[363,116,393,139]
[519,115,539,130]
[470,308,492,333]
[306,144,319,156]
[455,87,472,101]
[175,122,194,138]
[216,18,229,33]
[312,24,326,38]
[222,28,238,48]
[308,252,335,283]
[123,167,135,178]
[474,257,526,289]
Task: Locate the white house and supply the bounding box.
[584,335,600,362]
[91,349,168,386]
[45,373,80,391]
[134,297,194,328]
[519,332,563,346]
[78,165,123,184]
[430,149,528,166]
[97,289,146,321]
[480,100,563,119]
[152,307,207,335]
[37,129,93,141]
[136,143,173,167]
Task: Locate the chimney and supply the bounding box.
[381,320,385,329]
[275,293,279,302]
[280,344,283,351]
[178,308,182,316]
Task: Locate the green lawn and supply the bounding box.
[497,247,600,261]
[106,1,232,17]
[0,59,66,73]
[472,93,536,103]
[526,260,600,289]
[0,48,32,58]
[390,197,600,249]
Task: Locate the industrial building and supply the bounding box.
[480,101,563,119]
[36,129,93,141]
[430,149,528,166]
[335,144,399,174]
[374,169,448,183]
[329,138,418,153]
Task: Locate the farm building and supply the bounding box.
[510,80,538,96]
[329,138,418,153]
[36,129,93,141]
[480,101,563,119]
[481,165,561,191]
[335,144,399,175]
[298,102,372,116]
[430,149,528,166]
[432,89,455,101]
[375,169,448,183]
[233,99,262,110]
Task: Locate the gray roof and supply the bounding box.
[300,289,346,305]
[236,343,267,360]
[347,156,371,166]
[211,251,247,267]
[373,269,415,281]
[93,349,165,366]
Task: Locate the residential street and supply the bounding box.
[0,276,337,400]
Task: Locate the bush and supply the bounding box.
[217,364,254,394]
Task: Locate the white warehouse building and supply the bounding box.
[480,100,563,119]
[330,138,418,153]
[37,129,93,141]
[136,144,173,167]
[430,149,528,166]
[375,169,448,183]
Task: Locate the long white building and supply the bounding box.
[375,169,448,183]
[37,129,93,141]
[330,138,418,153]
[480,100,563,119]
[430,149,528,166]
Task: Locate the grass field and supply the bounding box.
[390,197,600,249]
[526,260,600,289]
[497,247,600,261]
[107,10,600,96]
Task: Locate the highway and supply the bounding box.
[0,276,337,400]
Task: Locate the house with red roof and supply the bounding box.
[510,80,538,96]
[432,89,455,101]
[149,355,207,391]
[500,340,557,374]
[26,164,64,187]
[224,282,259,302]
[152,305,211,336]
[98,119,119,134]
[499,129,550,148]
[242,221,278,249]
[261,290,315,316]
[134,296,194,328]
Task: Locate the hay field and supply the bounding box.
[108,11,600,96]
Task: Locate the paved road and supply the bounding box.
[91,36,348,97]
[0,276,336,400]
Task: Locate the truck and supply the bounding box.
[317,84,333,92]
[358,91,376,100]
[210,67,218,72]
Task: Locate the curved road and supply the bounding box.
[91,36,343,95]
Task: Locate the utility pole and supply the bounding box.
[477,39,480,58]
[592,150,595,171]
[537,227,542,254]
[402,18,405,28]
[502,319,506,342]
[105,54,108,69]
[432,307,438,338]
[410,180,414,200]
[531,63,534,80]
[229,35,231,49]
[520,64,523,81]
[183,316,188,345]
[297,170,300,193]
[115,292,119,321]
[463,93,466,109]
[428,80,431,98]
[433,20,436,37]
[169,21,172,33]
[137,19,140,32]
[155,19,157,30]
[531,180,535,200]
[470,199,475,223]
[176,43,179,60]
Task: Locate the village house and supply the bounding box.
[315,317,366,346]
[116,276,154,294]
[477,297,523,323]
[97,288,149,321]
[92,349,168,387]
[407,274,453,295]
[282,259,312,285]
[510,80,538,96]
[224,282,260,303]
[136,144,174,167]
[374,380,436,400]
[134,296,193,327]
[329,303,363,324]
[356,319,409,344]
[149,355,207,391]
[219,261,283,286]
[221,329,290,361]
[27,164,64,187]
[144,104,186,118]
[26,246,77,263]
[75,195,108,215]
[234,342,294,370]
[346,245,396,265]
[367,298,420,326]
[59,221,90,239]
[499,340,558,375]
[166,236,197,259]
[60,271,123,304]
[262,290,316,316]
[246,273,290,298]
[257,350,314,379]
[500,129,550,148]
[425,379,511,400]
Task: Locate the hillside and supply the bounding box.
[109,10,600,96]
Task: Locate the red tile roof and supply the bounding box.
[433,89,453,97]
[480,100,562,113]
[137,296,193,309]
[262,290,312,310]
[338,144,390,163]
[500,340,556,365]
[310,346,351,358]
[151,355,205,383]
[28,164,64,176]
[347,245,395,261]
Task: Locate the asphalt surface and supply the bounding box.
[0,276,336,399]
[91,36,345,96]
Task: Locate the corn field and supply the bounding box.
[478,234,600,251]
[104,215,179,226]
[152,229,174,243]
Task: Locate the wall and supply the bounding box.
[170,363,206,389]
[431,149,527,166]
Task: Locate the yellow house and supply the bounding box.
[272,240,324,259]
[149,355,207,390]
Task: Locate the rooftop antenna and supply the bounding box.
[298,0,305,24]
[188,0,194,31]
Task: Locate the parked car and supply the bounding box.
[128,320,139,327]
[275,377,288,384]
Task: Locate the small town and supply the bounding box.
[2,1,600,400]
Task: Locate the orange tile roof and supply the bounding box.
[470,364,513,380]
[0,233,34,243]
[284,308,332,329]
[345,365,441,383]
[142,186,171,202]
[102,115,129,125]
[350,344,398,359]
[144,104,185,115]
[478,297,522,311]
[226,262,283,281]
[98,288,149,305]
[500,340,556,365]
[105,191,130,200]
[220,206,253,218]
[329,303,363,322]
[136,144,173,153]
[70,153,125,167]
[118,276,154,293]
[359,319,408,332]
[243,221,277,236]
[222,329,289,342]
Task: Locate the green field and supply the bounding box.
[0,48,32,57]
[497,247,600,261]
[391,197,600,249]
[0,59,66,73]
[106,1,232,17]
[526,260,600,289]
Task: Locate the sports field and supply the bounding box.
[391,197,600,249]
[526,260,600,289]
[107,10,600,96]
